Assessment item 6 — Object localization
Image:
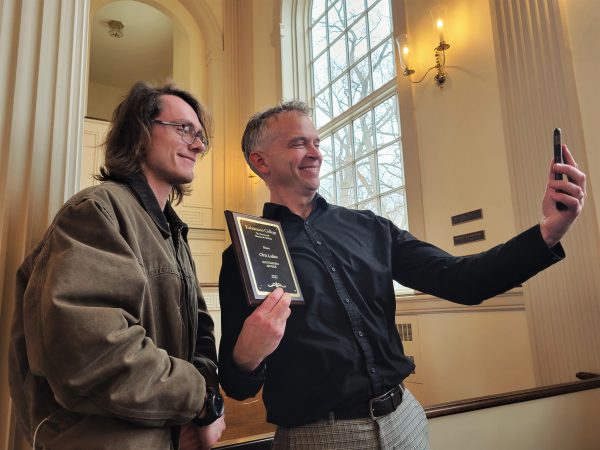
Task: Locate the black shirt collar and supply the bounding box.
[262,193,329,221]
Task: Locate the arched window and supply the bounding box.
[309,0,407,229]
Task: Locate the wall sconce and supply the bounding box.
[395,6,450,88]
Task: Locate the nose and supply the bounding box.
[189,136,205,154]
[307,142,322,159]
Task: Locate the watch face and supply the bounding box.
[194,388,224,427]
[213,392,225,417]
[207,388,224,419]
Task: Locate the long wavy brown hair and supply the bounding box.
[96,81,212,204]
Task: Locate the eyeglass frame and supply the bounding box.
[152,119,210,155]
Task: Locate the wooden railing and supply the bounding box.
[215,376,600,449]
[425,376,600,418]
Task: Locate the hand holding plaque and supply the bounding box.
[224,210,304,306]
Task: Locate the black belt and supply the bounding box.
[325,383,404,421]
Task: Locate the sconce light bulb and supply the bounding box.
[437,19,444,29]
[402,46,410,56]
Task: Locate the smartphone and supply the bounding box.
[553,128,567,211]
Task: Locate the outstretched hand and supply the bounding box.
[540,145,586,247]
[233,287,291,372]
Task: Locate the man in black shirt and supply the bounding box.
[218,101,586,449]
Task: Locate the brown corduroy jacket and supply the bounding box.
[9,177,217,449]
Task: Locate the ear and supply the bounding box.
[248,151,270,177]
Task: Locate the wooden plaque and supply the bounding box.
[224,210,304,306]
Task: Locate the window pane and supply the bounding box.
[353,110,374,158]
[368,0,391,48]
[348,17,368,65]
[346,0,365,25]
[319,135,334,174]
[381,189,408,229]
[310,3,406,228]
[328,0,346,43]
[311,0,327,24]
[333,125,352,166]
[378,142,404,193]
[313,52,329,93]
[332,74,350,117]
[356,154,377,202]
[357,197,379,214]
[319,172,336,203]
[336,165,356,207]
[315,87,332,128]
[350,57,372,105]
[311,15,328,57]
[374,97,399,146]
[371,39,395,90]
[330,36,348,79]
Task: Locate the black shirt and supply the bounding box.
[218,194,563,427]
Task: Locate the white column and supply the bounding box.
[490,0,600,385]
[0,0,89,448]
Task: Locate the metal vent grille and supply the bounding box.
[396,323,413,341]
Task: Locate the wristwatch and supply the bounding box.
[193,387,224,427]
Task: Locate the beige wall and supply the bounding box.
[403,0,517,249]
[428,386,600,450]
[562,0,600,233]
[401,297,536,406]
[87,82,127,120]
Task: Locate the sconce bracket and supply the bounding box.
[436,41,450,51]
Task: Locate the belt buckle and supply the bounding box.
[368,396,378,421]
[368,384,403,421]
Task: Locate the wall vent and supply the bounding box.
[396,323,413,341]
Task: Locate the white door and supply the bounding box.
[81,118,109,190]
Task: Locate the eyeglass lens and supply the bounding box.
[181,124,208,146]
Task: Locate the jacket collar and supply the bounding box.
[125,173,187,239]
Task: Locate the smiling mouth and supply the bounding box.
[179,154,196,163]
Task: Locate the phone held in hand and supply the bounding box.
[553,128,567,211]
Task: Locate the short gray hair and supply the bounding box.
[241,101,311,176]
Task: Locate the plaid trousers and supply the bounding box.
[272,388,429,449]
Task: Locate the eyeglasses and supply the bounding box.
[152,119,210,150]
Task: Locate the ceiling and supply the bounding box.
[89,0,173,89]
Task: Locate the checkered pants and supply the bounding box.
[272,388,429,449]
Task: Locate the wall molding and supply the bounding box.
[396,289,524,315]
